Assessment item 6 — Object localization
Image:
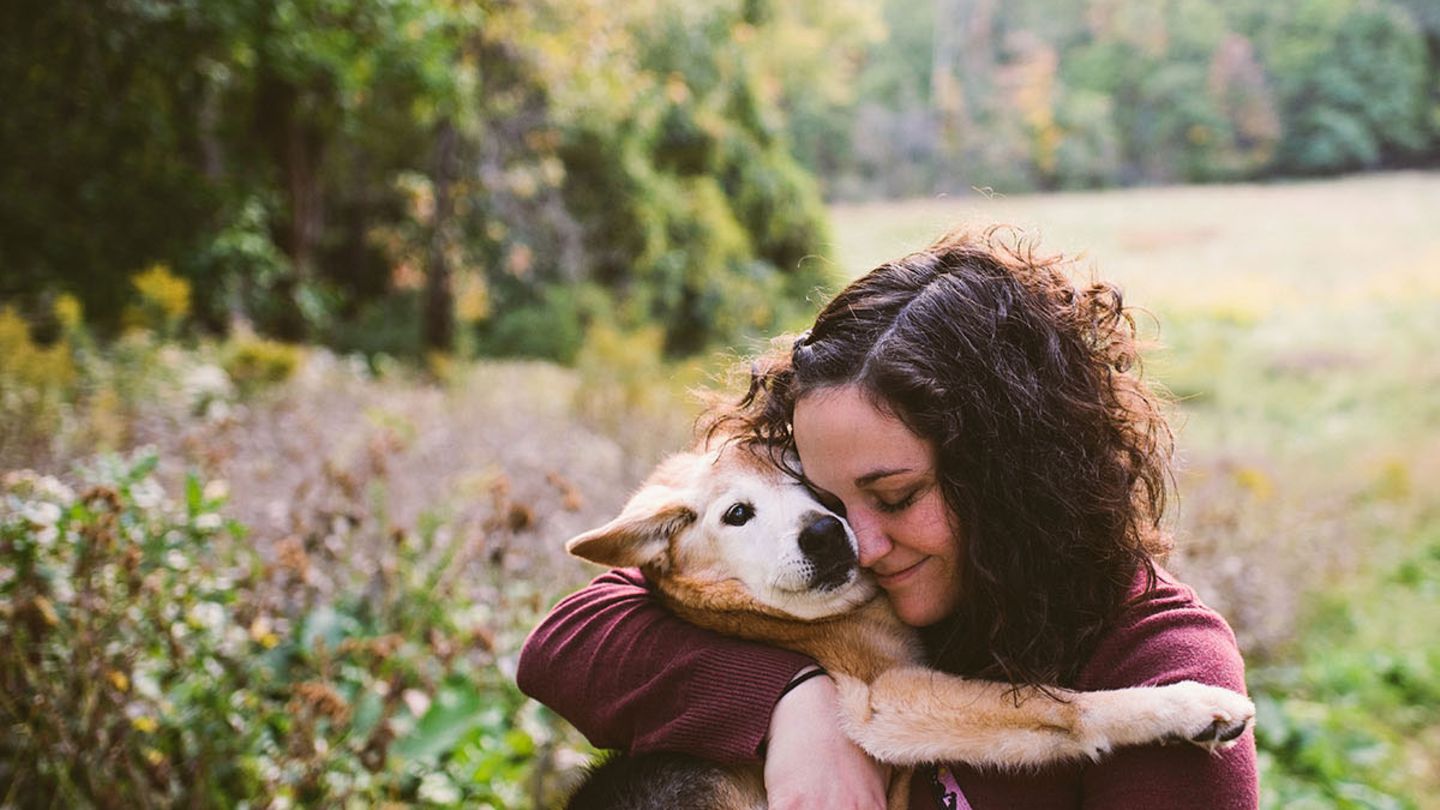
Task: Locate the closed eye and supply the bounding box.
[722,502,755,526]
[875,490,919,514]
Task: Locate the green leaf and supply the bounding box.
[299,606,361,653]
[503,728,534,758]
[393,676,484,763]
[349,688,384,741]
[185,473,202,517]
[129,454,160,483]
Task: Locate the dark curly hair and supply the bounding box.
[707,226,1174,688]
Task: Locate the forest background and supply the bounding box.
[2,0,1438,807]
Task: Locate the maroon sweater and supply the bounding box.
[516,566,1259,809]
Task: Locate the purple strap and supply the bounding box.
[929,764,974,810]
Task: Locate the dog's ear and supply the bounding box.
[565,494,697,571]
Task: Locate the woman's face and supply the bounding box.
[792,385,963,627]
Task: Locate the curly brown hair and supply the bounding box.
[707,226,1174,688]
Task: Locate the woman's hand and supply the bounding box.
[765,670,889,809]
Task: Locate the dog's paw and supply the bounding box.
[1163,681,1255,752]
[831,673,874,725]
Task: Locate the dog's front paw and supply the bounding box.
[1163,681,1255,752]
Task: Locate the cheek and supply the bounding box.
[903,499,960,558]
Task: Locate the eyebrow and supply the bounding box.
[855,467,917,487]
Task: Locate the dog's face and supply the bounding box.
[566,444,879,620]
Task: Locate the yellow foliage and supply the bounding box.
[425,350,457,383]
[0,307,29,372]
[107,670,130,692]
[222,337,302,395]
[86,386,127,452]
[575,323,667,425]
[131,263,192,332]
[1372,459,1411,501]
[1232,465,1274,501]
[53,294,83,332]
[455,272,491,324]
[0,306,77,395]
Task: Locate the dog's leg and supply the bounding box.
[1067,680,1254,756]
[833,668,1253,770]
[834,670,1096,768]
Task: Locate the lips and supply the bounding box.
[875,557,927,588]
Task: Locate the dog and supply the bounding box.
[561,440,1254,809]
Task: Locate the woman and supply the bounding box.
[518,227,1258,809]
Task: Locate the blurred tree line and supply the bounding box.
[2,0,1436,360]
[800,0,1440,198]
[1,0,869,360]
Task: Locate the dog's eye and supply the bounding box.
[722,502,755,526]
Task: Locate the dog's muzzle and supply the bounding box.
[798,514,858,591]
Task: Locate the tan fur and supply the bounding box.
[566,444,1254,809]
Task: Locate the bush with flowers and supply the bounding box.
[0,453,557,808]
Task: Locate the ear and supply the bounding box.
[565,499,697,571]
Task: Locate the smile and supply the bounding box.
[875,557,928,588]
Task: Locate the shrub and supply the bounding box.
[0,305,79,466]
[0,453,546,807]
[221,337,304,398]
[1251,530,1440,808]
[126,264,193,338]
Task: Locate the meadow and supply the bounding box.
[3,172,1439,808]
[833,171,1440,806]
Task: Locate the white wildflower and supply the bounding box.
[1,469,37,492]
[222,625,249,656]
[190,601,226,634]
[417,773,460,805]
[181,364,235,407]
[34,475,76,505]
[131,478,165,510]
[21,501,62,527]
[195,513,223,531]
[202,479,229,502]
[51,576,76,605]
[34,525,59,548]
[402,689,430,718]
[203,399,232,422]
[132,669,162,700]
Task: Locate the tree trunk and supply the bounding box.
[424,119,457,354]
[254,71,325,341]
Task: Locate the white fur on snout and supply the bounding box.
[700,478,876,620]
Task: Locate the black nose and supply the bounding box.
[798,514,856,590]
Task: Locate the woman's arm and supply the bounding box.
[518,568,892,805]
[1076,573,1259,809]
[515,567,814,762]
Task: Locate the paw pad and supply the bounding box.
[1189,715,1249,750]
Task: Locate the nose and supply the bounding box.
[798,514,857,590]
[847,508,892,568]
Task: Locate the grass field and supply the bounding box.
[833,172,1440,806]
[829,172,1440,309]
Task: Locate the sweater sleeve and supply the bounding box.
[1074,571,1260,810]
[515,567,817,763]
